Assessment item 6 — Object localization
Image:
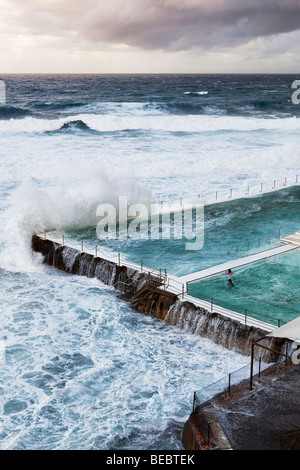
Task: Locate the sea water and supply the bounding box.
[0,74,300,450]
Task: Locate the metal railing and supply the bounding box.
[249,336,292,389]
[193,342,292,412]
[191,343,293,449]
[193,291,290,328]
[193,362,258,410]
[35,228,186,295]
[114,272,166,295]
[159,174,299,208]
[227,227,282,255]
[114,278,137,294]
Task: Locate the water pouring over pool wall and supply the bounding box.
[32,235,290,362]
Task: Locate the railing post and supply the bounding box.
[258,357,262,377]
[95,245,98,257]
[228,373,231,396]
[62,235,65,246]
[260,182,263,192]
[245,308,248,325]
[250,339,255,390]
[283,177,287,187]
[163,269,167,288]
[81,241,83,252]
[228,188,232,199]
[211,297,214,312]
[216,191,218,201]
[141,260,143,272]
[44,229,47,240]
[118,253,121,266]
[182,284,185,299]
[296,175,299,184]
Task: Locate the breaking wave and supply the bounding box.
[0,112,299,134]
[0,166,154,273]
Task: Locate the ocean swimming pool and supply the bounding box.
[48,186,300,327]
[188,248,300,326]
[1,74,300,450]
[56,186,300,278]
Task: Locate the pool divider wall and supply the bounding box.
[32,235,291,362]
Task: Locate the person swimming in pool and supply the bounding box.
[227,278,234,287]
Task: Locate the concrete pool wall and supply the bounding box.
[32,235,291,362]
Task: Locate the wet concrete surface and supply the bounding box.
[212,364,300,450]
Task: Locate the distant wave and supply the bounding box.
[183,91,208,95]
[0,106,32,120]
[48,119,94,133]
[0,112,299,134]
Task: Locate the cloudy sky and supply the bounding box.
[1,0,300,73]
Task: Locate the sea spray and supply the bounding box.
[0,166,153,274]
[0,74,299,451]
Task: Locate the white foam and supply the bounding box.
[184,91,208,95]
[0,165,154,273]
[1,113,300,134]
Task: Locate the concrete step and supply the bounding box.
[280,236,300,245]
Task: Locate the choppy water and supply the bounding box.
[0,74,300,449]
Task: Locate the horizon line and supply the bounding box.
[1,72,300,76]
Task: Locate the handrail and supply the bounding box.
[37,229,183,298]
[114,273,167,298]
[227,227,281,255]
[165,174,299,208]
[114,278,137,292]
[193,340,292,413]
[249,336,292,390]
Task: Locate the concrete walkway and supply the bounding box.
[205,363,300,450]
[178,243,298,285]
[37,230,299,334]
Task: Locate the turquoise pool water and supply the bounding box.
[61,186,300,277]
[188,248,300,326]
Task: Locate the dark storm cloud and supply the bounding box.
[82,0,300,50]
[10,0,300,51]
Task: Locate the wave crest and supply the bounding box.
[0,166,154,273]
[0,112,299,134]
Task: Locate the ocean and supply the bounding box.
[0,74,299,450]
